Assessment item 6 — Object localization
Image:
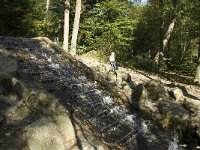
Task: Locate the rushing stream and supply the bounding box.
[0,36,183,150]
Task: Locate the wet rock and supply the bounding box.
[12,77,31,100]
[0,115,4,122]
[168,87,184,102]
[0,56,17,76]
[5,102,30,124]
[5,132,11,137]
[0,75,12,95]
[0,95,11,115]
[159,100,189,121]
[0,44,4,49]
[191,111,200,137]
[73,115,107,150]
[17,70,36,83]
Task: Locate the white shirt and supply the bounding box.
[109,54,115,62]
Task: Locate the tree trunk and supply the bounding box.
[154,0,163,69]
[159,0,164,54]
[63,0,70,52]
[194,34,200,84]
[154,16,177,70]
[45,0,50,14]
[163,17,177,52]
[180,41,190,62]
[70,0,81,56]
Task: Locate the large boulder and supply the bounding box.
[132,84,148,107]
[0,75,66,125]
[158,100,189,121]
[168,87,185,103]
[0,75,32,124]
[144,80,169,101]
[23,117,78,150]
[183,98,200,113]
[131,80,190,129]
[131,80,170,113]
[11,77,31,99]
[53,114,77,149]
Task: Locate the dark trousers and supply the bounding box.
[110,62,116,72]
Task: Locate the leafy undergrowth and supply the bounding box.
[119,59,196,86]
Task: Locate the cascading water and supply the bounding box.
[0,36,183,150]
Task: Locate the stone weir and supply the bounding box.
[0,36,181,150]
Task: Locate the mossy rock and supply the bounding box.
[161,114,187,129]
[159,100,189,121]
[144,80,169,101]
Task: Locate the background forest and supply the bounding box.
[0,0,200,81]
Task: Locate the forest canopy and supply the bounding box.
[0,0,200,82]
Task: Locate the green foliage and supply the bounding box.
[0,0,200,79]
[78,0,136,57]
[0,0,31,36]
[125,53,158,72]
[131,5,160,55]
[26,0,65,38]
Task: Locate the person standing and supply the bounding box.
[109,52,117,72]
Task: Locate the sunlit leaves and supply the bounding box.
[78,0,135,56]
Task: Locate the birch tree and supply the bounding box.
[154,0,178,69]
[63,0,70,52]
[194,35,200,84]
[162,17,176,52]
[70,0,81,56]
[46,0,50,14]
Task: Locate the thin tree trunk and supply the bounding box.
[163,17,177,52]
[154,0,163,69]
[70,0,81,56]
[154,16,177,69]
[43,0,50,35]
[159,0,164,53]
[46,0,50,14]
[63,0,70,52]
[194,34,200,84]
[180,41,190,62]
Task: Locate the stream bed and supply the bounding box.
[0,36,185,150]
